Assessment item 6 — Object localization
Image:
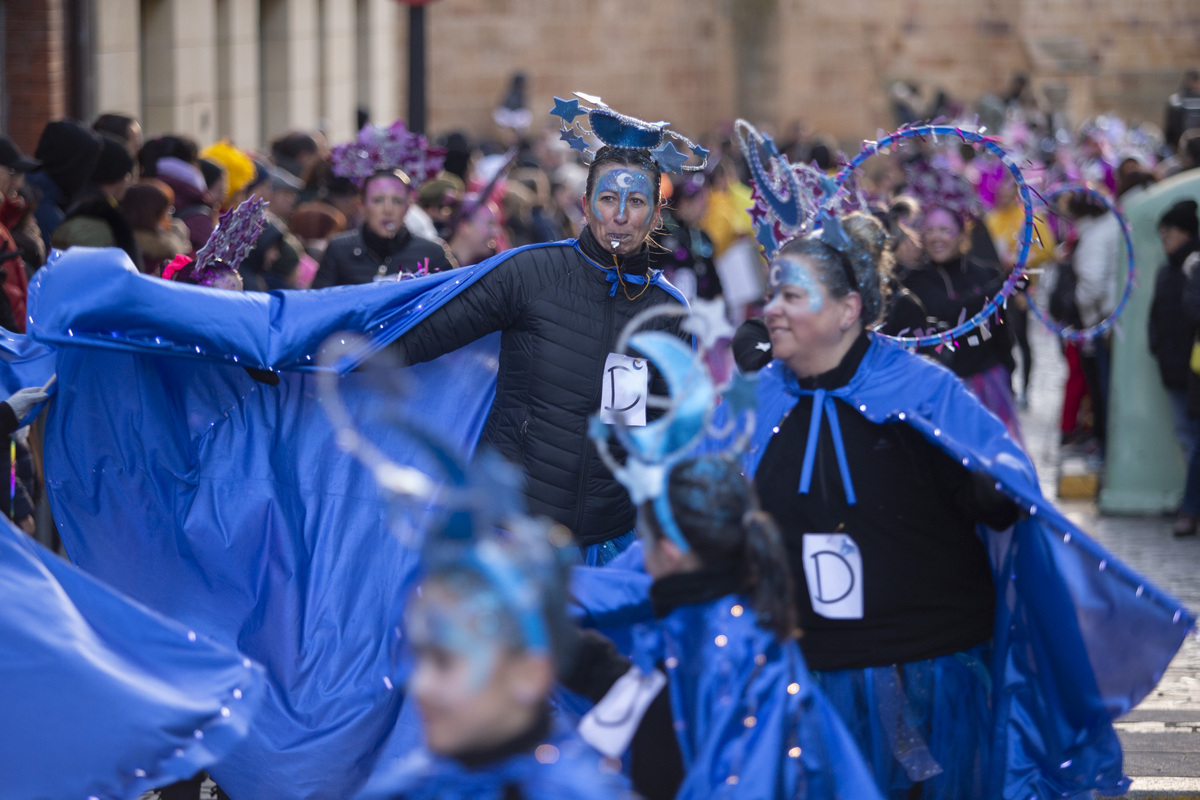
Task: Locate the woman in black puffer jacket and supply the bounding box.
[392,146,687,564]
[313,168,452,286]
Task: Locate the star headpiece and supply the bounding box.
[589,306,755,553]
[330,120,446,187]
[163,196,267,287]
[551,92,709,175]
[735,119,865,260]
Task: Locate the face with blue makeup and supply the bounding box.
[763,254,863,378]
[407,578,554,758]
[584,162,661,256]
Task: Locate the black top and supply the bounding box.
[732,318,772,374]
[648,213,722,300]
[898,256,1014,378]
[755,333,1018,670]
[312,224,452,288]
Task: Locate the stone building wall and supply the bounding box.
[3,0,1196,152]
[418,0,1200,146]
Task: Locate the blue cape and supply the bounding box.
[726,339,1193,799]
[633,593,883,800]
[26,244,683,800]
[0,516,265,799]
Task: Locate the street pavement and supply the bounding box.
[1019,323,1200,798]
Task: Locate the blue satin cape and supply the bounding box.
[718,336,1194,799]
[631,593,884,800]
[0,516,265,800]
[26,244,682,800]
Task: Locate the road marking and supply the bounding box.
[1115,721,1200,733]
[1126,776,1200,795]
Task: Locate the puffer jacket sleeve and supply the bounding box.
[393,255,530,365]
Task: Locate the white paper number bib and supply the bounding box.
[801,533,864,620]
[599,353,648,426]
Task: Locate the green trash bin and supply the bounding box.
[1101,171,1200,514]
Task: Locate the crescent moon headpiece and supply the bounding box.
[735,119,865,263]
[589,306,756,553]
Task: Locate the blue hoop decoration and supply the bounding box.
[1026,185,1136,343]
[833,125,1036,349]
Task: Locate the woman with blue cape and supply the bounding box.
[722,120,1194,800]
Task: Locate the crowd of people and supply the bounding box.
[0,71,1198,800]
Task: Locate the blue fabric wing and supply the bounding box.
[0,328,56,421]
[0,516,264,800]
[27,247,534,800]
[730,339,1194,799]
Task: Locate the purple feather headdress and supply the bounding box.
[164,196,267,288]
[330,120,446,187]
[903,156,983,223]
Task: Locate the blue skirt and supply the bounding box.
[812,644,992,800]
[582,529,637,566]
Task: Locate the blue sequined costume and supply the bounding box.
[629,588,883,800]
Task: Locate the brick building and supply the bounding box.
[2,0,1198,153]
[0,0,401,153]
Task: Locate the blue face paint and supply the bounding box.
[407,578,510,691]
[769,256,825,313]
[592,168,654,219]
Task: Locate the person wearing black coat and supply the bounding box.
[312,169,451,286]
[1154,199,1200,536]
[391,147,687,563]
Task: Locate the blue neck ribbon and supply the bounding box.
[795,387,857,506]
[602,269,651,297]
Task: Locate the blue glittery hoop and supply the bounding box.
[1026,185,1136,343]
[834,125,1037,350]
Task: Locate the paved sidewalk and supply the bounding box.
[1020,324,1200,798]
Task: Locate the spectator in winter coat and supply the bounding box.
[51,134,140,269]
[1148,199,1200,477]
[0,136,39,331]
[28,120,103,248]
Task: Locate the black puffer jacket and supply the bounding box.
[900,256,1015,378]
[394,227,686,545]
[312,224,452,288]
[1150,238,1200,391]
